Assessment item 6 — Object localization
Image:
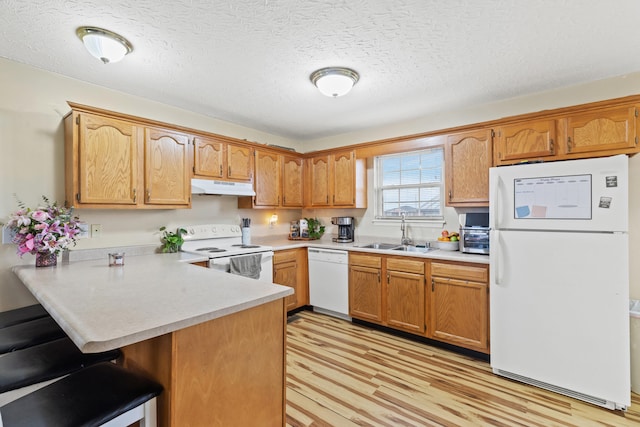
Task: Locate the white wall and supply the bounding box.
[2,58,640,311]
[0,58,301,310]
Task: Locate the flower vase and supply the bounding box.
[35,251,57,268]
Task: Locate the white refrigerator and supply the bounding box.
[489,154,630,410]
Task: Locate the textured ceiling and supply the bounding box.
[2,1,640,141]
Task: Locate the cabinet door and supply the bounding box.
[430,277,489,352]
[445,128,492,207]
[254,150,281,206]
[564,105,637,155]
[387,269,425,334]
[144,127,191,206]
[227,143,253,181]
[282,156,304,207]
[349,265,382,323]
[332,151,355,206]
[273,260,298,311]
[193,136,224,178]
[77,113,138,205]
[308,155,331,207]
[494,120,556,164]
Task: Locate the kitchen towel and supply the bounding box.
[229,254,262,280]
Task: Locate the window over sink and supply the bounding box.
[374,147,444,220]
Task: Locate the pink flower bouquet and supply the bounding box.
[6,196,81,256]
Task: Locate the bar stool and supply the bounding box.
[0,362,163,427]
[0,337,121,396]
[0,317,66,354]
[0,305,49,329]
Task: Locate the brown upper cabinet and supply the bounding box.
[253,149,281,207]
[445,128,492,207]
[305,150,367,208]
[494,119,557,164]
[494,103,640,166]
[64,109,190,209]
[193,136,253,182]
[238,149,304,209]
[144,126,191,206]
[282,155,304,207]
[562,105,637,156]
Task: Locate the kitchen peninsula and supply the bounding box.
[12,252,293,427]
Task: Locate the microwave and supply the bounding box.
[460,226,490,254]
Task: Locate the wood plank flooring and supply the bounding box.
[286,311,640,427]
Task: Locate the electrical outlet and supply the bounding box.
[91,224,102,238]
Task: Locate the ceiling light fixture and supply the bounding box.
[310,67,359,97]
[76,26,133,64]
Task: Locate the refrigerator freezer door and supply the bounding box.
[490,229,630,409]
[489,155,628,232]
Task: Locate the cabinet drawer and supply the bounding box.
[274,250,297,264]
[349,253,381,268]
[431,262,488,283]
[387,257,424,274]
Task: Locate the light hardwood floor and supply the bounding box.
[286,311,640,427]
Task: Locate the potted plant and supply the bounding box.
[159,226,187,253]
[305,218,325,240]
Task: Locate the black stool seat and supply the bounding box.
[0,317,66,354]
[0,304,49,329]
[0,337,122,393]
[0,362,163,427]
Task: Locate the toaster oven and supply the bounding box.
[460,227,490,254]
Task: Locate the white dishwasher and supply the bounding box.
[307,248,350,320]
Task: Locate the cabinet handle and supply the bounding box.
[448,190,452,201]
[278,195,280,205]
[133,189,137,203]
[326,195,329,203]
[228,165,231,176]
[387,273,390,284]
[146,190,151,202]
[283,196,286,204]
[220,165,223,176]
[549,138,555,154]
[431,278,435,292]
[567,136,572,152]
[333,195,335,204]
[378,271,380,283]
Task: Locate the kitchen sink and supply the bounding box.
[356,242,401,250]
[391,245,437,253]
[356,243,437,253]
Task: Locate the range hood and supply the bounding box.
[191,179,255,196]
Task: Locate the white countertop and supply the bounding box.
[253,235,490,264]
[12,252,292,353]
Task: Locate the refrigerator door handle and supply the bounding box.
[491,229,502,285]
[495,176,504,229]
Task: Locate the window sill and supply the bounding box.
[371,218,446,227]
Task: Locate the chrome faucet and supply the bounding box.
[400,212,413,246]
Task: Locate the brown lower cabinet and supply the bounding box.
[349,253,490,354]
[273,248,309,311]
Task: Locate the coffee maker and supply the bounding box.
[331,217,355,243]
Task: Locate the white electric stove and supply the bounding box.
[180,224,273,282]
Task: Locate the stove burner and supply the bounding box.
[231,244,262,249]
[195,247,227,253]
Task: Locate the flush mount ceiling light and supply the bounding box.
[310,67,359,97]
[76,26,133,64]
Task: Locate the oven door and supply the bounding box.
[209,251,274,282]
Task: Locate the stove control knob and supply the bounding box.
[211,227,217,234]
[188,228,195,235]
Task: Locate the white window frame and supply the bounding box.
[373,147,445,224]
